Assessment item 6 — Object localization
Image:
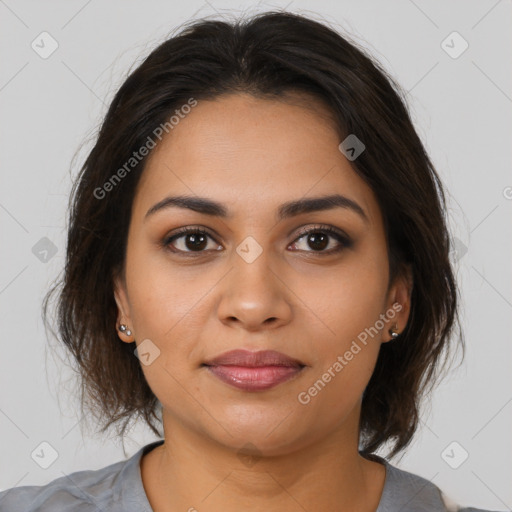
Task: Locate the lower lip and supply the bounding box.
[205,365,304,391]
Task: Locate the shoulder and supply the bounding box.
[0,459,128,512]
[0,441,162,512]
[374,455,500,512]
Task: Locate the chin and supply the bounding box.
[204,410,314,458]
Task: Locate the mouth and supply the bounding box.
[202,349,306,392]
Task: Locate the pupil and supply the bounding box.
[186,233,207,251]
[309,232,328,251]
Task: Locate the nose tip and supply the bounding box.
[217,257,293,331]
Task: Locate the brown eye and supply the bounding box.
[290,225,353,254]
[163,228,221,253]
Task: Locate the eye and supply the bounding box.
[162,227,222,254]
[162,224,352,256]
[289,224,353,254]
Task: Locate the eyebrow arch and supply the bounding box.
[144,194,369,224]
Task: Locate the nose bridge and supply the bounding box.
[216,233,292,329]
[241,239,273,279]
[232,234,277,299]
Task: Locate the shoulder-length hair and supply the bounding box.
[44,11,463,460]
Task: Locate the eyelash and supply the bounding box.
[161,224,353,256]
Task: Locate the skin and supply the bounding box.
[113,92,412,511]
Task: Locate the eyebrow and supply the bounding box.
[144,194,369,224]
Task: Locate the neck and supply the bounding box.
[140,409,386,511]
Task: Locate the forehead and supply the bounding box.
[133,93,381,229]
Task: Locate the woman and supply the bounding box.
[0,10,498,512]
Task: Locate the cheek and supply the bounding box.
[125,264,202,409]
[297,254,388,349]
[291,251,387,400]
[125,240,204,335]
[295,279,384,426]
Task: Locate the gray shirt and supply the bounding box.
[0,440,498,511]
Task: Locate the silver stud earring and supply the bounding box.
[388,323,399,339]
[119,324,132,337]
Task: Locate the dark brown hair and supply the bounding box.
[43,11,463,460]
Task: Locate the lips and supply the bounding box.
[203,349,305,391]
[204,349,305,368]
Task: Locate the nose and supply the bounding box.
[216,247,293,332]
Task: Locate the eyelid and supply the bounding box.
[162,225,220,248]
[293,223,350,241]
[290,224,353,253]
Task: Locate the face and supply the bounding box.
[114,93,411,456]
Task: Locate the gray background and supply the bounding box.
[1,0,511,509]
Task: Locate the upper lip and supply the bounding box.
[203,349,305,368]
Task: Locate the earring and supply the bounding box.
[388,323,399,340]
[119,324,132,337]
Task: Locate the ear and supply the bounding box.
[382,263,413,343]
[113,269,135,343]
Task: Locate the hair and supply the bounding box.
[43,10,463,460]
